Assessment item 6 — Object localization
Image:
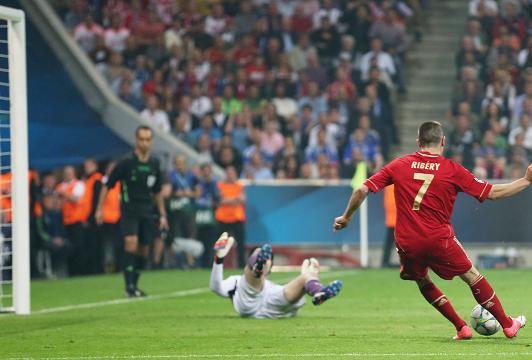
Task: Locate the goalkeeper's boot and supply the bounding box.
[503,316,527,338]
[252,244,272,278]
[213,232,235,261]
[453,325,473,340]
[301,258,320,278]
[312,280,343,305]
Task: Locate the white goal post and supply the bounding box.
[0,5,29,315]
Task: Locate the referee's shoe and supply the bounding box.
[126,286,147,298]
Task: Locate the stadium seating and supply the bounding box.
[54,0,426,180]
[449,0,532,179]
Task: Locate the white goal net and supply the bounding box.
[0,5,29,315]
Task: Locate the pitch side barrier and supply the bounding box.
[243,179,532,251]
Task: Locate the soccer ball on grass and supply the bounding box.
[470,304,501,336]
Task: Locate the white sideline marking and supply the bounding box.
[5,352,532,359]
[29,270,357,315]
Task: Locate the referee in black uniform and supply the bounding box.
[96,126,168,297]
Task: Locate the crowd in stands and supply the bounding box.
[55,0,427,180]
[450,0,532,179]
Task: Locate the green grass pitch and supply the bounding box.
[1,269,531,359]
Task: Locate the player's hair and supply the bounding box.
[418,121,444,148]
[135,125,153,138]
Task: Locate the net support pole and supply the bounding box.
[7,8,29,315]
[359,199,369,268]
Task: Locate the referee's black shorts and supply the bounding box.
[120,210,158,245]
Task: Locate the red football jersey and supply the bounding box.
[364,151,492,248]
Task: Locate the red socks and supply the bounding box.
[420,283,466,331]
[469,275,513,328]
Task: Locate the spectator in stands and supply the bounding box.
[104,14,130,53]
[308,112,340,149]
[164,16,184,51]
[74,13,104,53]
[196,133,215,164]
[467,18,488,54]
[141,95,170,133]
[119,79,143,111]
[509,113,532,155]
[311,15,340,62]
[205,3,232,41]
[261,119,285,158]
[327,67,356,102]
[313,0,342,29]
[448,115,480,169]
[63,0,85,30]
[216,166,246,268]
[272,83,298,120]
[343,128,383,172]
[167,155,199,261]
[56,166,86,276]
[195,163,220,268]
[41,173,57,197]
[305,128,339,165]
[134,10,165,48]
[298,81,327,121]
[508,143,530,178]
[242,151,274,180]
[304,50,329,89]
[221,85,243,115]
[192,114,222,148]
[359,38,396,82]
[234,0,257,38]
[512,81,532,128]
[469,0,498,18]
[289,33,315,73]
[369,8,409,55]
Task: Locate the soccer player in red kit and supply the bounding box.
[334,121,531,340]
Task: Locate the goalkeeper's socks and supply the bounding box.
[420,283,466,331]
[304,279,322,296]
[469,276,513,328]
[123,252,136,290]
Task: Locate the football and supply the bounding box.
[471,304,501,336]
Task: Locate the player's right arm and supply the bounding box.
[487,164,532,200]
[334,163,394,232]
[333,185,369,231]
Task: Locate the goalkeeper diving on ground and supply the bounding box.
[209,232,342,318]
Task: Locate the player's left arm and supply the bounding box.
[154,191,168,230]
[153,162,169,230]
[487,164,532,200]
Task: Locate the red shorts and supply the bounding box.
[396,237,472,281]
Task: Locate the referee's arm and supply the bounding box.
[95,161,122,225]
[95,186,108,225]
[155,190,168,230]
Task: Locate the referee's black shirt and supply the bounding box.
[106,152,162,215]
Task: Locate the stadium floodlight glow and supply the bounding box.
[0,5,29,315]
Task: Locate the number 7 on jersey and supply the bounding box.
[412,173,434,210]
